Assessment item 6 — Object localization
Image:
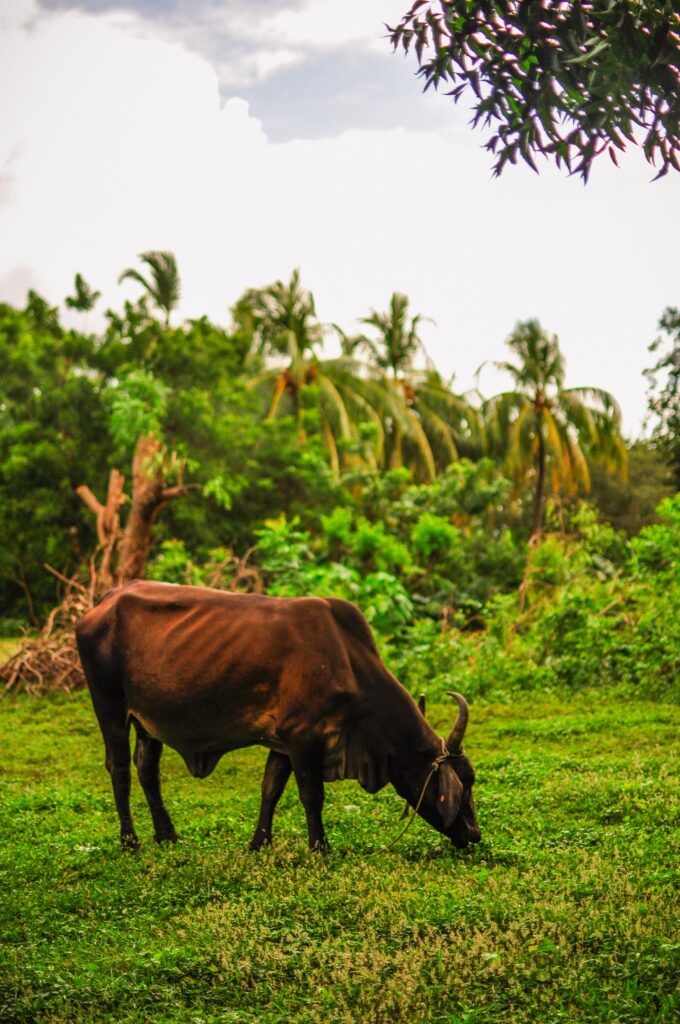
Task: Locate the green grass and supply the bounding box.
[1,692,678,1024]
[0,638,22,664]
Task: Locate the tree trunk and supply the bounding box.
[76,468,126,596]
[116,433,166,583]
[77,433,191,592]
[532,423,546,541]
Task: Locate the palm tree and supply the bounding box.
[484,320,627,539]
[361,292,429,379]
[65,273,101,312]
[118,251,180,328]
[235,270,381,474]
[360,293,481,480]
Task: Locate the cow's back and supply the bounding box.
[77,581,359,761]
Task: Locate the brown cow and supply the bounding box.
[76,580,481,852]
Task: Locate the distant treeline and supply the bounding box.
[0,254,677,633]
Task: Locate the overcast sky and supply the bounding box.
[1,0,678,435]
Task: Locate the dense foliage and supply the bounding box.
[389,1,680,180]
[148,485,680,705]
[0,262,676,707]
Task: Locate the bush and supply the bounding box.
[150,495,679,705]
[388,497,680,704]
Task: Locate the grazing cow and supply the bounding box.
[76,580,481,852]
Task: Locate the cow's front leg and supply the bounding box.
[249,750,293,851]
[290,743,328,852]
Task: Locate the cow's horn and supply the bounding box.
[446,692,469,753]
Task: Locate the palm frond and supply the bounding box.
[317,376,352,440]
[484,392,527,454]
[329,385,386,465]
[118,251,180,324]
[321,415,340,476]
[265,374,289,421]
[402,406,437,482]
[507,402,536,475]
[118,268,151,291]
[558,391,598,446]
[541,407,568,480]
[562,431,591,492]
[360,292,429,377]
[417,381,483,438]
[416,403,459,464]
[491,360,524,386]
[561,386,622,426]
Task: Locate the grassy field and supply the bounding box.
[0,638,21,663]
[0,690,678,1024]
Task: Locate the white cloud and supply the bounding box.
[0,0,38,30]
[0,2,678,435]
[256,0,407,52]
[214,0,408,86]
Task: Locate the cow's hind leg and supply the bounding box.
[249,751,292,851]
[133,727,178,844]
[102,718,138,850]
[78,642,138,849]
[290,743,328,852]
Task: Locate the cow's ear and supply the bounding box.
[437,762,463,828]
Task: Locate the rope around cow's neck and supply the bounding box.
[368,740,451,856]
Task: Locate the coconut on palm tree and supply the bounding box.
[118,251,181,328]
[359,293,481,480]
[484,320,627,539]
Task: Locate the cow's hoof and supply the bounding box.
[121,833,140,852]
[154,831,178,845]
[309,839,330,854]
[248,834,272,852]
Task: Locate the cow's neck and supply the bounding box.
[360,674,444,804]
[388,728,445,808]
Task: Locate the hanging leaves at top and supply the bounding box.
[388,1,680,181]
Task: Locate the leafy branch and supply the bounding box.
[389,1,680,180]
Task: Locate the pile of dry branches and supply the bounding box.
[1,548,263,698]
[1,433,197,699]
[1,426,265,699]
[1,571,93,698]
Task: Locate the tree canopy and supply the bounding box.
[389,1,680,180]
[0,254,671,631]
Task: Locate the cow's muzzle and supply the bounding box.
[450,823,481,849]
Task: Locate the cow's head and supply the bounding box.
[417,692,481,849]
